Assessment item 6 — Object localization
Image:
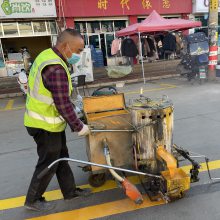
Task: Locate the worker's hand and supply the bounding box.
[78,124,90,136]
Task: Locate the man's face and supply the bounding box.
[63,36,84,59]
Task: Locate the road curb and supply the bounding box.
[84,74,179,89]
[0,92,23,99]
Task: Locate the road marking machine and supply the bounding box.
[38,90,219,204]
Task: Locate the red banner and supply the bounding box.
[57,0,192,18]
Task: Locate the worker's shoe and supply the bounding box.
[24,197,55,212]
[75,187,91,197]
[64,188,91,201]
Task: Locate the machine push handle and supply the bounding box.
[37,157,162,180]
[91,129,134,133]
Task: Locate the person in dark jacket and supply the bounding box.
[162,33,176,52]
[121,38,139,57]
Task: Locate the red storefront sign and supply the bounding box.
[57,0,192,18]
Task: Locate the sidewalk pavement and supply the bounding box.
[0,60,179,98]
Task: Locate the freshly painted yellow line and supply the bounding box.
[0,176,139,211]
[124,83,177,95]
[26,196,165,220]
[1,159,220,211]
[4,99,14,110]
[25,159,220,220]
[26,158,218,220]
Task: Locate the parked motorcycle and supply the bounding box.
[176,32,209,84]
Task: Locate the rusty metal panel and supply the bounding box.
[86,112,133,172]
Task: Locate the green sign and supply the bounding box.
[1,0,31,15]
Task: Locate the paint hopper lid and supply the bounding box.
[129,96,173,110]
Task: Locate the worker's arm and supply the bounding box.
[42,64,84,132]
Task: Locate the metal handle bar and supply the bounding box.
[37,157,162,180]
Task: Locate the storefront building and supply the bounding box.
[56,0,192,65]
[0,0,58,77]
[193,0,220,33]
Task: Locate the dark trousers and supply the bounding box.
[25,127,76,203]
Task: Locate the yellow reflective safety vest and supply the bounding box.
[24,48,73,132]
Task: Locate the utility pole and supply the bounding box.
[208,0,219,80]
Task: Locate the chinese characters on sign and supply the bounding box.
[98,0,108,10]
[204,0,220,7]
[34,0,53,7]
[120,0,130,10]
[142,0,152,9]
[163,0,170,8]
[210,0,218,11]
[0,0,56,18]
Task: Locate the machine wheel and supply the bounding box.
[88,173,106,187]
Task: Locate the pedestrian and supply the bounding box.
[24,29,90,211]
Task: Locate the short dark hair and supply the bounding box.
[57,28,82,43]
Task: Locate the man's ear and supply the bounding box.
[63,42,68,50]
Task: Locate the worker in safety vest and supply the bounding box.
[24,29,90,211]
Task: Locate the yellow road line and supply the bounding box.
[4,99,14,110]
[1,159,220,211]
[0,177,139,211]
[26,196,164,220]
[0,105,25,112]
[124,83,177,95]
[159,83,178,87]
[0,83,177,112]
[25,159,220,220]
[26,156,216,220]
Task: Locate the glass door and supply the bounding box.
[105,33,115,58]
[88,34,100,49]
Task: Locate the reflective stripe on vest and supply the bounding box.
[28,59,62,105]
[26,109,65,124]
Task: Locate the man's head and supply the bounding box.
[56,28,84,64]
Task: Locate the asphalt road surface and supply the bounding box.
[1,78,220,220]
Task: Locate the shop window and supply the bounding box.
[33,21,47,35]
[75,22,86,33]
[195,16,208,27]
[2,23,18,36]
[165,16,180,19]
[194,16,208,36]
[89,35,100,49]
[51,35,58,47]
[46,21,50,33]
[87,21,100,33]
[101,21,113,32]
[82,34,89,45]
[0,41,5,68]
[0,24,2,37]
[105,34,114,57]
[114,21,126,31]
[138,18,146,23]
[49,21,57,35]
[18,22,33,36]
